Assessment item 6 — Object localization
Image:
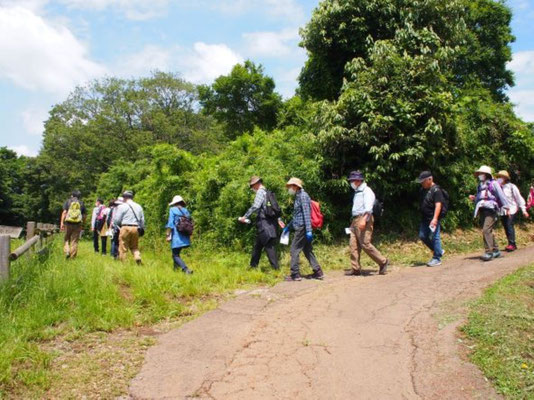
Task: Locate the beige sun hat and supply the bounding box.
[286,177,303,188]
[495,170,511,180]
[114,196,124,205]
[474,165,493,178]
[249,176,262,187]
[169,195,185,206]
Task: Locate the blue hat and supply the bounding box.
[347,171,365,181]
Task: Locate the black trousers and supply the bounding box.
[250,236,279,269]
[501,214,516,246]
[93,230,107,254]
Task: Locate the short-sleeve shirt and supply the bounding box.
[420,186,444,220]
[63,197,87,216]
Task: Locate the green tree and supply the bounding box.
[199,61,283,138]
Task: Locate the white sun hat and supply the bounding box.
[169,195,185,206]
[474,165,493,178]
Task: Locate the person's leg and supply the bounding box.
[432,223,443,260]
[290,227,305,276]
[118,228,129,261]
[249,235,263,268]
[358,217,387,267]
[64,225,71,256]
[349,222,363,273]
[302,237,321,272]
[502,214,516,247]
[93,229,99,253]
[263,238,279,270]
[172,248,188,271]
[418,221,434,252]
[481,210,498,253]
[101,236,107,255]
[131,229,141,262]
[508,213,517,247]
[70,224,81,258]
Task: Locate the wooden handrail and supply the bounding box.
[9,236,40,261]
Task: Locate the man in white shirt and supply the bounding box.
[345,171,389,276]
[113,190,145,264]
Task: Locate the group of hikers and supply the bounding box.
[59,165,533,280]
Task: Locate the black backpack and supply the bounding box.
[264,190,281,219]
[429,185,450,219]
[372,198,384,218]
[175,211,194,236]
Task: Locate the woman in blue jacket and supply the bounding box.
[166,195,193,274]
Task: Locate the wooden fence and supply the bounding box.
[0,222,58,281]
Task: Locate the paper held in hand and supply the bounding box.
[280,230,290,245]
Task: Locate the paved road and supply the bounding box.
[130,246,534,399]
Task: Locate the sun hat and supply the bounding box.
[169,195,185,206]
[249,176,262,187]
[286,177,303,188]
[417,171,432,183]
[347,171,365,182]
[495,170,510,181]
[474,165,493,178]
[115,196,124,205]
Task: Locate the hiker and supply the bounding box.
[60,190,87,259]
[91,198,108,255]
[238,176,280,270]
[113,191,145,264]
[469,166,510,261]
[108,197,123,259]
[282,177,324,281]
[528,183,534,213]
[417,171,447,267]
[495,170,529,251]
[166,195,193,274]
[345,171,389,276]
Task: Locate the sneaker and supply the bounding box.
[480,253,493,262]
[379,259,389,275]
[492,251,502,259]
[345,270,361,276]
[305,269,324,280]
[183,268,193,275]
[440,249,445,258]
[65,254,71,260]
[504,245,516,252]
[426,258,442,267]
[285,274,302,281]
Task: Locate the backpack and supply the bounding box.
[483,180,503,208]
[95,206,106,231]
[264,190,281,219]
[65,199,82,223]
[372,198,384,218]
[175,210,194,236]
[310,200,324,229]
[429,185,450,219]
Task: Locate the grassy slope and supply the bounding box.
[0,224,532,398]
[462,264,534,399]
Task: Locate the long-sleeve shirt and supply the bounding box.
[244,186,267,219]
[90,205,102,229]
[165,206,191,249]
[113,200,145,229]
[474,180,510,217]
[292,189,312,232]
[501,183,526,215]
[352,182,375,217]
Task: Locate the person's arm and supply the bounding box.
[139,207,145,229]
[493,181,510,210]
[241,190,265,221]
[165,209,174,241]
[60,210,67,231]
[113,206,124,227]
[90,207,97,230]
[512,184,528,216]
[430,188,444,228]
[302,194,312,233]
[358,188,375,229]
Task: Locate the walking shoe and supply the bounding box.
[441,249,445,258]
[426,258,442,267]
[136,259,143,265]
[65,254,70,260]
[345,270,361,276]
[305,269,324,280]
[505,245,516,252]
[379,259,389,275]
[183,268,193,275]
[480,253,493,262]
[492,251,502,259]
[285,274,302,281]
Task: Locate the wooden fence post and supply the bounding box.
[0,235,10,281]
[26,221,36,241]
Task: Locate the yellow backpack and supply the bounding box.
[65,200,82,223]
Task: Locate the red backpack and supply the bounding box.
[310,200,324,229]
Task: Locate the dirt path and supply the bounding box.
[129,246,534,399]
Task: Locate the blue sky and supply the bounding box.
[1,0,533,157]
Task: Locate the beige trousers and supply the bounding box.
[64,223,82,258]
[119,226,142,262]
[349,215,387,271]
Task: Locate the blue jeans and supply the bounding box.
[172,247,189,271]
[419,221,443,260]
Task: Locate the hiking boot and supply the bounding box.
[426,258,442,267]
[136,259,143,265]
[305,269,324,280]
[345,269,361,276]
[492,250,502,259]
[285,274,302,282]
[505,244,516,252]
[481,253,493,262]
[379,259,389,275]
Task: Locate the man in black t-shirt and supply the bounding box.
[418,171,445,267]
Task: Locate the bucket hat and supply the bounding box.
[286,177,303,188]
[495,170,510,180]
[474,165,493,178]
[169,195,185,206]
[249,176,262,187]
[347,171,365,182]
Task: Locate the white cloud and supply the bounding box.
[243,28,300,57]
[8,145,38,157]
[0,6,106,95]
[508,51,534,122]
[181,42,243,83]
[21,107,49,136]
[58,0,170,20]
[116,45,173,78]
